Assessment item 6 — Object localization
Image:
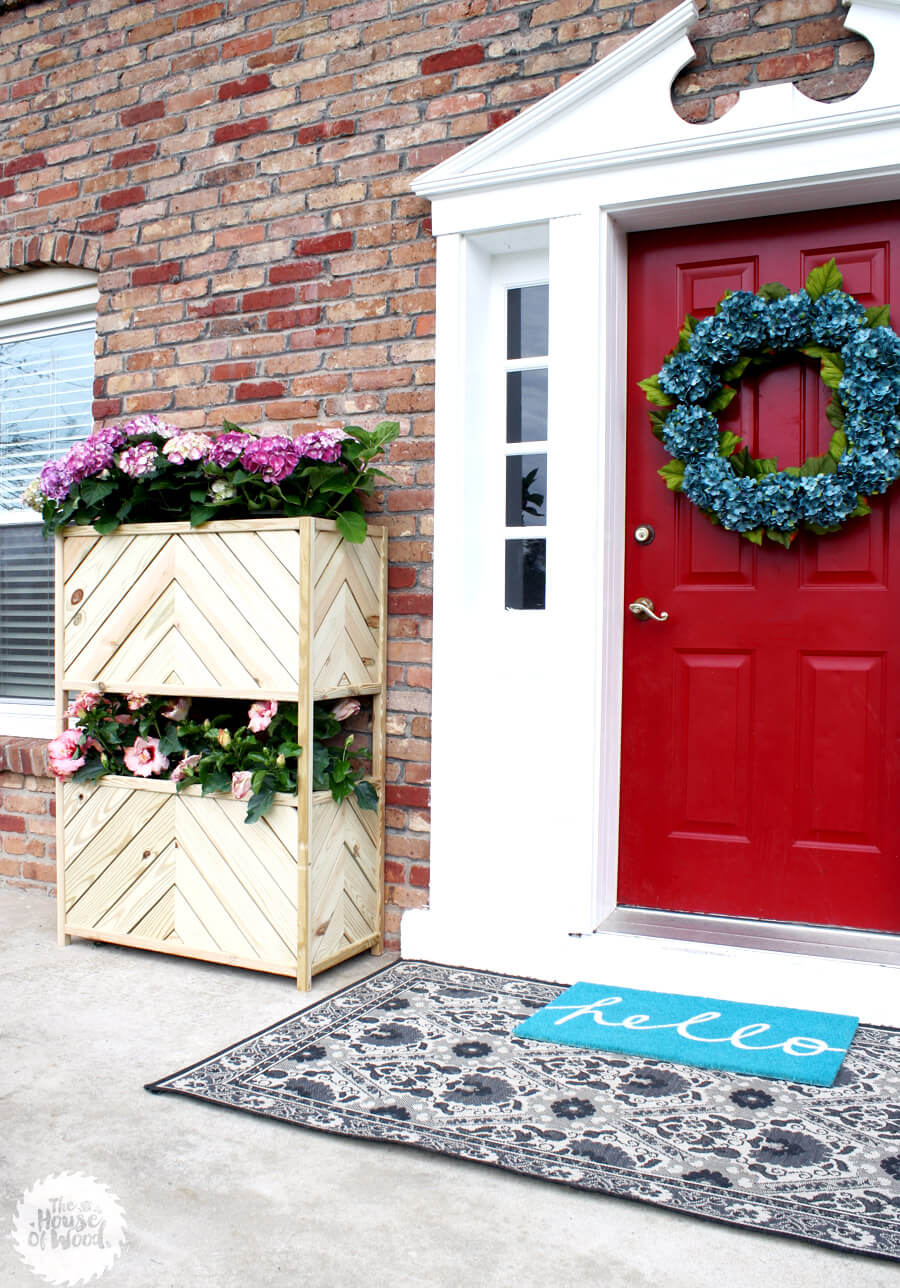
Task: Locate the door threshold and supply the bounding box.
[580,906,900,968]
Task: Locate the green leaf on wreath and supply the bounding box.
[717,430,741,458]
[825,398,845,431]
[850,495,872,518]
[827,428,847,462]
[720,355,751,383]
[800,344,836,360]
[804,258,843,301]
[648,408,669,442]
[806,521,842,535]
[753,457,779,476]
[819,352,845,390]
[865,304,890,328]
[676,314,699,353]
[707,385,737,414]
[658,460,685,491]
[638,374,673,407]
[765,528,795,549]
[728,445,752,477]
[757,281,789,301]
[741,528,764,545]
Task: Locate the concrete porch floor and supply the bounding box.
[1,887,896,1288]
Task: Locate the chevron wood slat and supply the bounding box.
[58,517,386,987]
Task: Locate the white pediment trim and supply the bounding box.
[413,0,900,200]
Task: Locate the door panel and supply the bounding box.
[619,203,900,932]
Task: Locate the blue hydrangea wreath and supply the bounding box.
[640,259,900,547]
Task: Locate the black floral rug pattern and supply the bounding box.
[147,960,900,1261]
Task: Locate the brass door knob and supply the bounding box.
[628,596,669,622]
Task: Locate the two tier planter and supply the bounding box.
[54,516,388,989]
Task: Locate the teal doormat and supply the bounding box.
[514,983,858,1086]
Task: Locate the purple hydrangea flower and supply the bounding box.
[121,414,180,439]
[39,458,73,501]
[65,436,116,483]
[295,428,350,464]
[162,431,212,465]
[241,434,300,483]
[88,425,126,451]
[118,441,159,478]
[208,432,253,468]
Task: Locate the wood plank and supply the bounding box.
[175,839,257,960]
[64,783,163,869]
[64,518,302,536]
[55,533,68,948]
[311,934,380,976]
[63,923,296,977]
[174,887,223,955]
[214,531,300,632]
[66,795,175,922]
[130,887,177,941]
[95,840,177,935]
[177,804,295,964]
[65,538,175,677]
[179,796,297,954]
[62,531,101,582]
[296,519,313,990]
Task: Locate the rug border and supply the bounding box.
[143,958,900,1265]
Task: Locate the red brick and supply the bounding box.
[757,48,833,80]
[120,100,165,126]
[386,784,430,807]
[421,45,484,75]
[242,287,295,312]
[384,860,405,884]
[267,307,322,329]
[38,183,79,208]
[409,864,430,887]
[218,74,272,102]
[222,31,272,60]
[12,75,43,101]
[213,117,270,145]
[211,362,254,381]
[111,144,157,170]
[4,152,45,177]
[389,566,417,588]
[269,261,322,284]
[0,814,25,834]
[294,232,353,255]
[388,593,433,615]
[132,261,182,286]
[295,119,356,145]
[0,180,14,198]
[234,381,286,401]
[176,3,224,29]
[100,185,146,211]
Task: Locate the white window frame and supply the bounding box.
[0,267,98,738]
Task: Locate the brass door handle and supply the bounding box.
[628,596,669,622]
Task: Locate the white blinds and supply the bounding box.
[0,323,95,704]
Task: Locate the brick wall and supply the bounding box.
[0,0,873,945]
[0,738,56,894]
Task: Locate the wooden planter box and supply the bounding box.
[55,517,388,989]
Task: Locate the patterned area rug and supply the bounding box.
[147,960,900,1261]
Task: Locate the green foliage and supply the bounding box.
[638,374,673,407]
[757,282,789,301]
[658,459,685,491]
[804,258,843,301]
[865,304,890,328]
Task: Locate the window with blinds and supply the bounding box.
[0,323,95,706]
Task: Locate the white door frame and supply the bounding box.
[406,0,900,1019]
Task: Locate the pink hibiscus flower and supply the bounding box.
[123,737,170,778]
[47,730,86,779]
[247,700,277,733]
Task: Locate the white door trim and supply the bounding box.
[406,0,900,1019]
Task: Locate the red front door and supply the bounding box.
[618,203,900,933]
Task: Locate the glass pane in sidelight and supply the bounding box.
[506,453,547,527]
[505,538,546,611]
[506,285,549,360]
[506,368,548,443]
